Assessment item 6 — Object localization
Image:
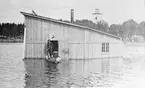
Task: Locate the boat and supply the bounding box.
[46,56,61,64]
[46,51,61,64]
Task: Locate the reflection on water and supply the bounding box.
[1,43,145,88]
[24,59,59,88]
[0,43,25,88]
[24,58,123,88]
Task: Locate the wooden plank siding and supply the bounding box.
[22,12,124,59]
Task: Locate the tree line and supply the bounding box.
[73,19,145,41]
[0,19,145,41]
[0,23,24,39]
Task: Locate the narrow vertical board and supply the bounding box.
[26,44,30,58]
[25,43,28,58]
[37,19,42,42]
[38,43,42,58]
[68,43,75,59]
[84,44,89,59]
[33,43,36,57]
[32,18,37,42]
[88,44,92,58]
[41,20,50,42]
[80,44,84,58]
[26,18,32,42]
[26,44,33,58]
[30,18,33,43]
[29,43,33,58]
[85,30,90,43]
[41,43,47,58]
[59,40,64,59]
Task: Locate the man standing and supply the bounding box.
[46,40,53,58]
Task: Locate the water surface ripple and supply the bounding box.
[1,43,145,88]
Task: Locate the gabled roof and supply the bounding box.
[21,11,121,40]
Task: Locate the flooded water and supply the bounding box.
[0,43,145,88]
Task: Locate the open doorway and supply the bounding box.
[50,40,59,54]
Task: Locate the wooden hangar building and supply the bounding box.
[21,10,124,59]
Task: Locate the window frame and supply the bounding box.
[101,42,109,53]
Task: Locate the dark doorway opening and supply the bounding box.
[50,40,59,53]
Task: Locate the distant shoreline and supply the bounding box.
[0,39,23,43]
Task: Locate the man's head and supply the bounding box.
[53,51,58,58]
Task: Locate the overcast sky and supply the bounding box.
[0,0,145,25]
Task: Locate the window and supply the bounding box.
[102,43,105,52]
[102,42,109,52]
[106,43,109,52]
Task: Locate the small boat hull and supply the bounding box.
[46,59,60,64]
[46,56,61,64]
